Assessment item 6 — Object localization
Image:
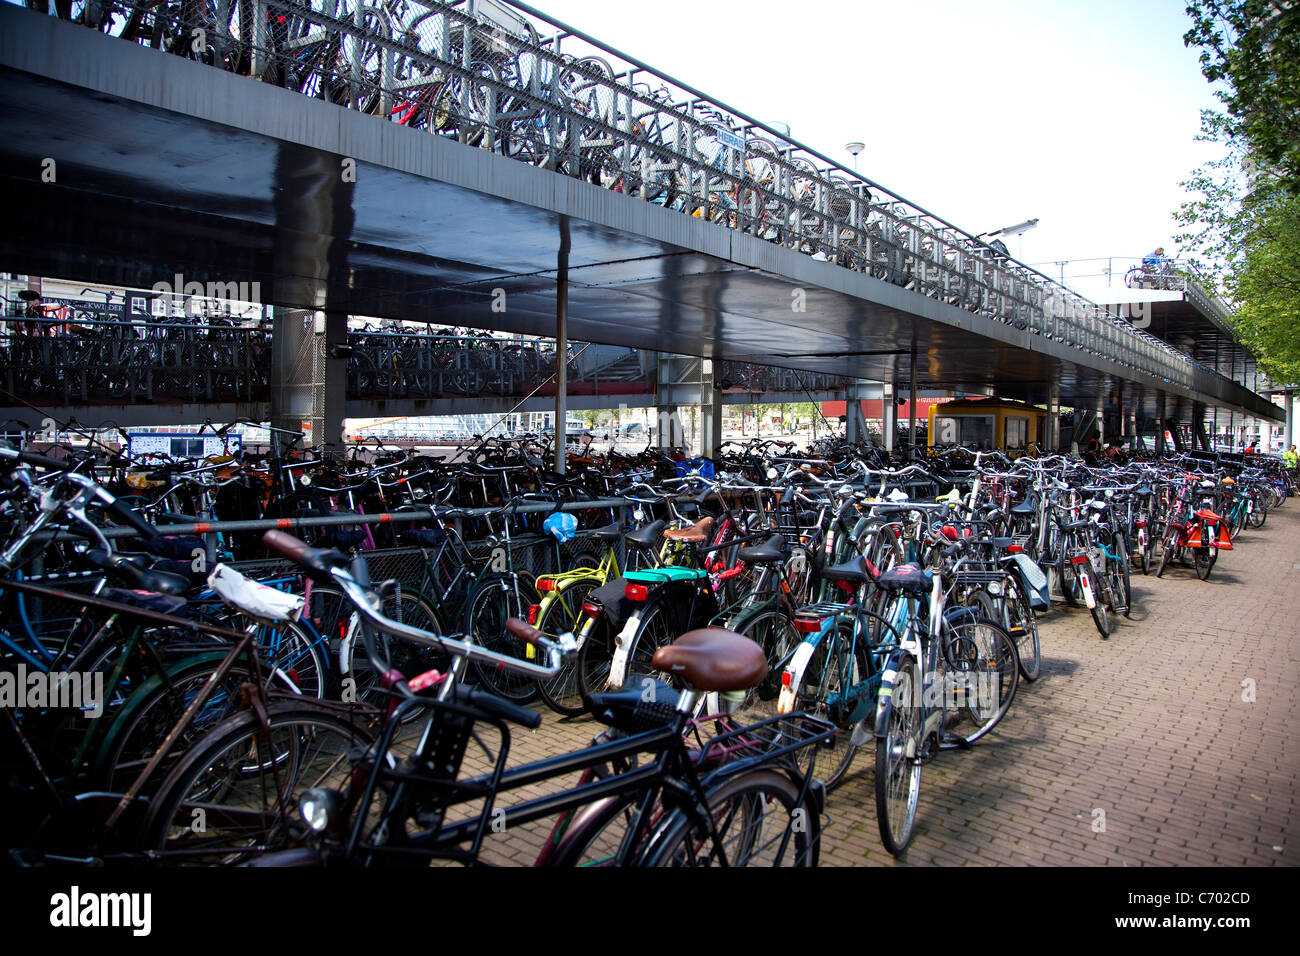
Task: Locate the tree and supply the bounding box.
[1177,2,1300,383]
[1184,1,1300,192]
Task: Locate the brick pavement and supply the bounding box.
[453,502,1299,866]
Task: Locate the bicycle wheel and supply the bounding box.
[1193,545,1216,581]
[94,655,269,794]
[623,599,678,693]
[465,577,538,704]
[1056,548,1081,606]
[800,619,872,791]
[1110,538,1132,619]
[783,545,816,607]
[1001,575,1040,682]
[1248,493,1267,530]
[1155,527,1177,578]
[941,617,1019,743]
[875,654,921,856]
[341,591,445,721]
[547,791,645,867]
[142,706,373,865]
[1084,557,1112,638]
[730,608,801,721]
[535,578,598,716]
[258,619,331,701]
[641,768,817,867]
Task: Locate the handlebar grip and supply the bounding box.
[106,496,159,539]
[455,684,543,730]
[504,617,549,649]
[0,447,72,472]
[262,529,345,585]
[16,450,74,472]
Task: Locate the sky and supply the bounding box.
[524,0,1227,289]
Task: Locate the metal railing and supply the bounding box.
[0,314,269,404]
[1,313,847,404]
[26,0,1248,396]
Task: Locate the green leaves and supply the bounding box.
[1179,1,1300,382]
[1184,1,1300,191]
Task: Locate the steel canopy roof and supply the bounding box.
[0,8,1281,426]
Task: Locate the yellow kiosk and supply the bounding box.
[928,398,1047,454]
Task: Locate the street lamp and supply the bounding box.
[977,218,1039,258]
[845,142,864,172]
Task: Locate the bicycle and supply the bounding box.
[172,530,837,868]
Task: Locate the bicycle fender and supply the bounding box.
[873,649,912,739]
[776,639,817,715]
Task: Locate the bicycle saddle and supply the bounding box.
[736,534,786,565]
[399,528,446,548]
[821,554,873,585]
[650,628,767,692]
[590,521,623,544]
[875,563,932,595]
[624,518,665,550]
[662,517,714,544]
[83,548,190,597]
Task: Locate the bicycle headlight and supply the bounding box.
[986,580,1002,597]
[300,788,344,833]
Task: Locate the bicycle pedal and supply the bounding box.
[939,732,972,751]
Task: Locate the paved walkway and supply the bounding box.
[460,503,1299,866]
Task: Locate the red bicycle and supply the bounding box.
[1156,476,1232,581]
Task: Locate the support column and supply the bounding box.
[271,307,321,445]
[1047,382,1060,452]
[699,358,722,459]
[654,353,681,451]
[1193,402,1210,450]
[1284,390,1295,449]
[1095,395,1105,446]
[883,380,897,455]
[554,218,570,475]
[269,145,354,450]
[1155,391,1167,456]
[908,343,918,452]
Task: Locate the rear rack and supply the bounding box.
[691,712,837,786]
[793,601,852,622]
[952,569,1011,586]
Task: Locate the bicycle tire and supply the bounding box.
[812,618,873,790]
[1155,527,1177,578]
[1002,575,1041,682]
[1084,557,1113,638]
[142,706,374,865]
[621,599,678,693]
[641,768,818,867]
[535,578,599,716]
[1193,545,1216,581]
[941,617,1020,743]
[1112,535,1132,619]
[465,576,539,704]
[729,607,801,720]
[340,590,444,721]
[94,645,306,794]
[875,654,921,856]
[1248,493,1267,530]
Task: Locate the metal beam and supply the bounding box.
[555,217,570,475]
[883,380,897,454]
